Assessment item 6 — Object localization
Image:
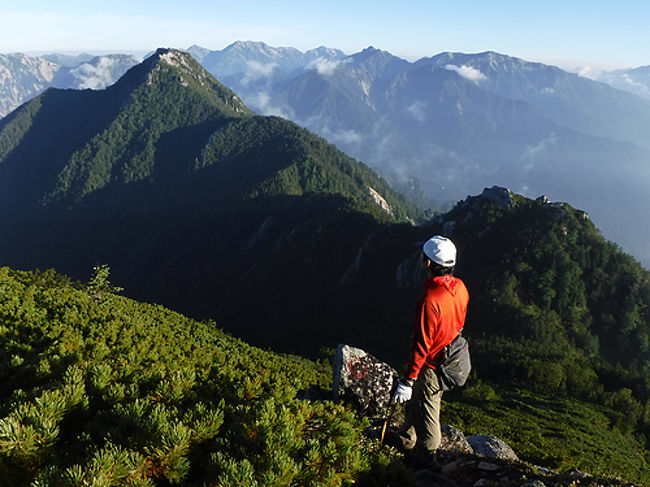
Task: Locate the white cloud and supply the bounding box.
[407,100,427,122]
[576,66,602,79]
[622,73,649,91]
[307,57,340,76]
[248,91,293,119]
[444,64,487,83]
[70,57,121,89]
[520,133,560,167]
[241,60,277,85]
[327,128,362,145]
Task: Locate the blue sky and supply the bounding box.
[2,0,649,70]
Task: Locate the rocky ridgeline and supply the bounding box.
[328,344,633,487]
[435,185,590,239]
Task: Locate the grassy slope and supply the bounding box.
[0,266,401,486]
[443,383,650,484]
[1,264,648,485]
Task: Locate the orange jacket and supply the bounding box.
[405,275,469,380]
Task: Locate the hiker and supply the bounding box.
[392,235,469,468]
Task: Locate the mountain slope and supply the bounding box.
[0,48,250,212]
[0,53,62,117]
[418,51,650,150]
[0,47,422,355]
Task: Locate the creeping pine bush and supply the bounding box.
[0,267,401,486]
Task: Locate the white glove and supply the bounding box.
[392,380,413,403]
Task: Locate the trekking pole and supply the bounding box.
[380,400,397,444]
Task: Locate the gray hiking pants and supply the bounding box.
[399,366,443,452]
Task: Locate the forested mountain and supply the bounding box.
[189,43,650,267]
[0,47,422,354]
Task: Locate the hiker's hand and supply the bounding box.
[392,379,413,403]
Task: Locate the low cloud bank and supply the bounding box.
[445,64,487,83]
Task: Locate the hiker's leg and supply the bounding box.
[414,367,443,452]
[398,401,417,450]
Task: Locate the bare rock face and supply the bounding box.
[332,344,399,417]
[467,434,519,461]
[481,186,515,208]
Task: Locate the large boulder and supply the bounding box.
[467,434,518,461]
[332,344,398,417]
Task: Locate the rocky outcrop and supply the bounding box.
[480,186,515,208]
[332,344,398,417]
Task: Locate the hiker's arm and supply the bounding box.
[404,300,439,380]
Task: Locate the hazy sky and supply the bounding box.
[2,0,649,70]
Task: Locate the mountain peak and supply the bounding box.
[345,46,410,78]
[123,48,247,113]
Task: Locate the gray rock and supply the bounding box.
[536,195,549,204]
[467,434,518,461]
[477,461,500,471]
[332,344,398,417]
[440,424,473,453]
[481,186,515,208]
[566,469,591,479]
[520,481,546,487]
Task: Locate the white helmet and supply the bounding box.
[422,235,456,267]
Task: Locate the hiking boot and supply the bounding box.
[405,447,441,472]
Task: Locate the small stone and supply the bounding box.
[477,461,500,471]
[440,460,459,474]
[473,479,490,487]
[520,481,546,487]
[440,424,473,453]
[566,469,591,479]
[533,465,557,475]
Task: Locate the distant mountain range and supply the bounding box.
[588,65,650,100]
[0,52,140,117]
[2,42,650,266]
[185,42,650,266]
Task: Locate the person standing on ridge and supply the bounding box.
[391,235,469,468]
